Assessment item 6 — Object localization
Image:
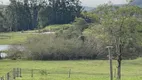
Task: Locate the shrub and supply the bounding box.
[7,45,25,60]
[21,34,102,60]
[39,70,47,75]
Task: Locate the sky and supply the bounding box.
[0,0,127,7]
[81,0,127,7]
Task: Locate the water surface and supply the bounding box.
[0,45,9,58]
[0,45,9,51]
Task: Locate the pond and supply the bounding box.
[0,45,9,51]
[0,45,9,58]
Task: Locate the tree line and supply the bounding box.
[0,0,82,32]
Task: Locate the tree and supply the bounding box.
[81,11,99,23]
[1,0,82,31]
[29,0,46,29]
[96,4,142,80]
[39,0,82,25]
[3,0,46,31]
[4,0,31,31]
[0,11,5,32]
[57,18,88,39]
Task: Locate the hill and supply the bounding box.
[0,5,7,9]
[83,6,95,11]
[131,0,142,7]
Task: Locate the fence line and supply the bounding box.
[1,68,89,80]
[0,68,21,80]
[0,68,73,80]
[1,68,141,80]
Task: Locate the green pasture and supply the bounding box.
[0,32,33,45]
[0,58,142,80]
[0,24,71,45]
[42,24,72,32]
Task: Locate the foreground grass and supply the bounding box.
[0,32,34,45]
[0,59,142,80]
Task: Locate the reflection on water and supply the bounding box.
[0,45,23,58]
[1,53,7,58]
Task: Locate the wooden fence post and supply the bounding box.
[13,68,16,79]
[114,68,116,78]
[19,68,22,77]
[31,69,33,77]
[6,72,10,80]
[68,69,71,78]
[16,68,19,77]
[1,76,4,80]
[2,76,4,80]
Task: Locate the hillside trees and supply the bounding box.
[3,0,46,31]
[56,18,88,39]
[39,0,82,26]
[0,5,9,32]
[0,0,82,32]
[81,11,99,23]
[0,11,5,31]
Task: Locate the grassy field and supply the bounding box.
[0,32,34,45]
[0,59,142,80]
[0,24,71,45]
[42,24,72,32]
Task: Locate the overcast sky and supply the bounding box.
[0,0,127,7]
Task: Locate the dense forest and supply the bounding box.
[0,0,82,31]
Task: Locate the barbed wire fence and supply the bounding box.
[0,68,21,80]
[0,68,142,80]
[0,68,110,80]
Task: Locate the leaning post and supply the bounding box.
[106,46,113,80]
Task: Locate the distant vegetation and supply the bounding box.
[0,0,82,31]
[42,24,72,32]
[131,0,142,7]
[83,6,95,11]
[0,32,33,45]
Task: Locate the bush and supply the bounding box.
[7,45,25,60]
[56,18,88,39]
[21,34,103,60]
